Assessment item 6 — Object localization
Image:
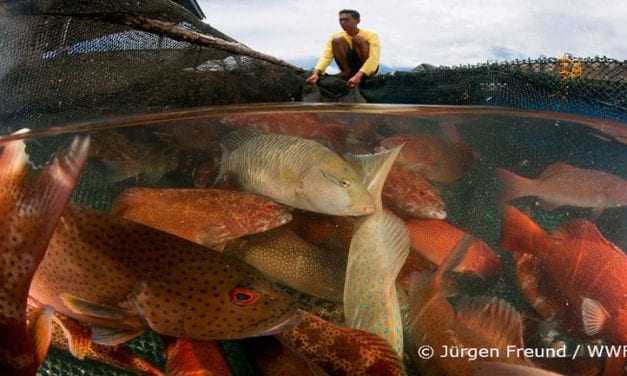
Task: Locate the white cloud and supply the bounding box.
[199,0,627,68]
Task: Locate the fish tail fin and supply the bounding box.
[496,168,535,204]
[345,145,402,210]
[501,205,547,256]
[433,233,474,289]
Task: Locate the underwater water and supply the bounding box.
[2,104,626,375]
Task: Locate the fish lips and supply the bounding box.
[257,310,303,337]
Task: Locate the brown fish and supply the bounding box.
[278,311,404,376]
[243,336,328,376]
[383,164,446,219]
[219,131,375,216]
[224,228,346,302]
[378,131,475,184]
[27,303,164,376]
[497,162,627,214]
[112,188,292,249]
[29,205,300,343]
[165,338,231,376]
[286,211,355,254]
[0,133,89,375]
[90,130,178,184]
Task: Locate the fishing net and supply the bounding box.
[1,1,626,376]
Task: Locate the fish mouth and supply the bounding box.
[427,209,447,220]
[258,310,302,336]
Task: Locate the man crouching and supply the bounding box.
[306,9,380,88]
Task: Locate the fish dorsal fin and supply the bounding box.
[537,162,573,180]
[60,293,131,321]
[345,145,402,210]
[455,296,524,349]
[581,297,609,336]
[91,326,143,346]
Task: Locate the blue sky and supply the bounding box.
[198,0,627,69]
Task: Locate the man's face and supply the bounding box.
[339,13,359,31]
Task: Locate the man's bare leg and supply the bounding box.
[352,35,370,64]
[332,37,353,78]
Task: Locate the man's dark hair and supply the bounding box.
[339,9,360,20]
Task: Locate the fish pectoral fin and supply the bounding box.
[91,326,143,346]
[52,313,92,360]
[28,306,54,365]
[455,296,524,350]
[581,297,610,336]
[60,293,131,321]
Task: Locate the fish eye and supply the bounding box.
[341,179,350,188]
[229,287,258,306]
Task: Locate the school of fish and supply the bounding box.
[1,110,626,376]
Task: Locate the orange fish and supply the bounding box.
[278,311,404,376]
[30,205,300,343]
[242,336,327,376]
[112,188,292,249]
[378,131,475,184]
[0,133,89,375]
[383,164,446,219]
[408,235,533,375]
[502,205,627,344]
[165,338,231,376]
[497,162,627,214]
[403,219,500,281]
[27,303,164,376]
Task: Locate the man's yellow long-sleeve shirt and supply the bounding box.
[314,29,380,76]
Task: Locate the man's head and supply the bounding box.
[339,9,360,32]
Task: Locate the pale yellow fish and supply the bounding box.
[343,146,410,358]
[219,130,375,216]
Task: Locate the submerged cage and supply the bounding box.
[1,1,626,376]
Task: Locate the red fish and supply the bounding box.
[242,336,327,376]
[165,338,231,376]
[220,112,374,152]
[378,131,476,184]
[497,163,627,215]
[408,235,533,376]
[383,164,446,219]
[112,188,292,249]
[0,133,89,375]
[402,219,500,281]
[278,311,403,376]
[502,205,627,344]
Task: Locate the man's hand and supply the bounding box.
[347,71,365,88]
[306,71,320,85]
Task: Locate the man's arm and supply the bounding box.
[347,32,380,88]
[306,36,334,85]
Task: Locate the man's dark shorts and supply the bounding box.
[345,48,379,77]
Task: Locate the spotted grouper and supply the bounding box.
[29,205,300,345]
[0,133,89,375]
